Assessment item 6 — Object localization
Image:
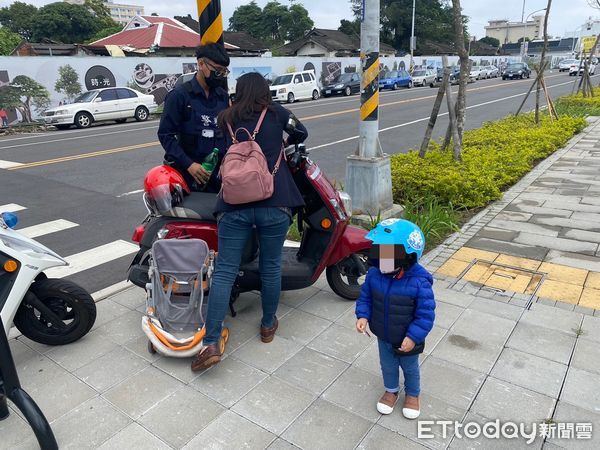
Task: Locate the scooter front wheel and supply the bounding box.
[326,252,369,300]
[13,278,97,346]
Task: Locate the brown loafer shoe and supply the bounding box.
[191,343,221,372]
[260,318,278,343]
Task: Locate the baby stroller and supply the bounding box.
[142,238,228,358]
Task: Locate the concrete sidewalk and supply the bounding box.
[3,120,600,449]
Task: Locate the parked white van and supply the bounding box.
[270,71,320,103]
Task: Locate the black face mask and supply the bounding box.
[205,70,226,89]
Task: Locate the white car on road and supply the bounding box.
[269,71,320,103]
[44,87,158,129]
[469,66,488,80]
[411,69,437,87]
[485,65,500,78]
[569,61,597,76]
[559,59,578,72]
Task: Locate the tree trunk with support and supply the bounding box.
[451,0,468,161]
[419,55,450,157]
[535,0,552,124]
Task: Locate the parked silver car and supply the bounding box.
[485,65,499,78]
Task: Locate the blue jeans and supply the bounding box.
[377,338,421,397]
[203,207,291,346]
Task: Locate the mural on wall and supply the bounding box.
[132,63,180,105]
[182,63,197,74]
[303,62,316,73]
[321,61,341,84]
[85,65,116,90]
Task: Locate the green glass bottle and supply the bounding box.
[199,148,219,190]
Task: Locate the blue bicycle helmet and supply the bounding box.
[366,218,426,260]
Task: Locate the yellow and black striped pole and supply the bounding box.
[197,0,224,46]
[360,51,380,123]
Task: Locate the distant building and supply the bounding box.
[501,38,578,56]
[64,0,144,25]
[277,28,396,57]
[485,16,544,44]
[11,40,94,56]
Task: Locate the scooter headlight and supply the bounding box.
[338,191,352,217]
[330,198,346,221]
[0,233,63,260]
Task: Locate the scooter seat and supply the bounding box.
[163,192,218,222]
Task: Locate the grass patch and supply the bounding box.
[287,215,301,242]
[402,197,461,251]
[555,88,600,117]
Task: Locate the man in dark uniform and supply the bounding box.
[158,43,231,192]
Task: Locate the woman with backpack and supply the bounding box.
[192,72,308,371]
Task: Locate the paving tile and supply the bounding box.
[419,357,485,410]
[503,204,573,218]
[96,310,146,345]
[267,438,301,449]
[548,401,600,449]
[45,397,131,450]
[521,303,583,335]
[434,301,465,329]
[579,288,600,309]
[232,376,315,434]
[487,219,560,237]
[466,237,549,261]
[221,316,259,354]
[531,216,600,232]
[495,211,533,222]
[563,229,600,244]
[307,323,372,363]
[123,335,163,363]
[279,286,320,308]
[152,353,204,384]
[572,211,600,223]
[581,315,600,342]
[282,399,372,450]
[494,253,543,271]
[91,299,130,331]
[8,339,38,366]
[138,386,224,449]
[298,290,354,321]
[506,323,576,365]
[561,367,600,414]
[468,297,524,321]
[537,280,583,304]
[231,292,293,326]
[515,233,598,256]
[233,335,302,373]
[183,410,275,449]
[357,425,427,449]
[16,354,96,423]
[538,262,589,286]
[274,347,349,395]
[0,406,33,449]
[191,356,267,408]
[433,287,476,308]
[491,348,568,398]
[322,366,383,422]
[449,412,544,449]
[423,325,448,355]
[277,309,332,344]
[109,287,146,310]
[334,306,359,330]
[477,227,519,242]
[75,346,149,392]
[97,422,171,450]
[571,338,600,376]
[103,366,183,419]
[452,247,500,263]
[446,309,516,346]
[437,258,471,278]
[353,340,381,375]
[585,272,600,290]
[472,377,555,423]
[379,392,466,450]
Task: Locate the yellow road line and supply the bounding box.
[7,141,159,170]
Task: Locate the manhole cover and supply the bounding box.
[452,259,546,305]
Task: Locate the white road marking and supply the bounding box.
[311,78,577,151]
[117,189,145,198]
[284,240,301,248]
[0,159,24,169]
[0,124,159,150]
[17,219,78,238]
[0,203,27,213]
[45,240,139,278]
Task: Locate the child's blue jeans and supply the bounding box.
[377,338,420,397]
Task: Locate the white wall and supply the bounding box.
[0,54,521,120]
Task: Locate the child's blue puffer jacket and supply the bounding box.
[355,263,435,347]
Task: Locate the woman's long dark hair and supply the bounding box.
[218,72,272,129]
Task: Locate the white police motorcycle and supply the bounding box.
[0,211,96,345]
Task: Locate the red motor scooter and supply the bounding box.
[127,142,372,309]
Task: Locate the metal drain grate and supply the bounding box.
[449,259,547,308]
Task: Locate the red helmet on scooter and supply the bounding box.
[143,165,190,214]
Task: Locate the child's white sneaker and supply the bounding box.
[376,391,399,415]
[402,395,420,419]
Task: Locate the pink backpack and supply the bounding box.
[221,108,283,205]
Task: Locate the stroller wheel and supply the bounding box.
[148,340,157,354]
[219,327,230,354]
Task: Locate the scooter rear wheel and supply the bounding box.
[13,278,97,346]
[326,252,369,300]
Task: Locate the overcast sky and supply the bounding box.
[1,0,598,40]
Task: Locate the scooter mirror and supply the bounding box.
[1,212,18,229]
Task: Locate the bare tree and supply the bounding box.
[535,0,552,124]
[451,0,469,161]
[419,55,450,157]
[587,0,600,8]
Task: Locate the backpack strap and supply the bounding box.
[226,108,268,143]
[251,108,268,139]
[271,144,286,175]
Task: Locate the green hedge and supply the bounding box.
[555,89,600,117]
[391,114,586,209]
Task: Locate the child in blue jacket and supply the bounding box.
[355,219,435,419]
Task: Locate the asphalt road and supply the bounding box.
[0,70,590,294]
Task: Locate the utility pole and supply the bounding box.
[196,0,224,45]
[521,0,526,22]
[346,0,395,217]
[410,0,416,70]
